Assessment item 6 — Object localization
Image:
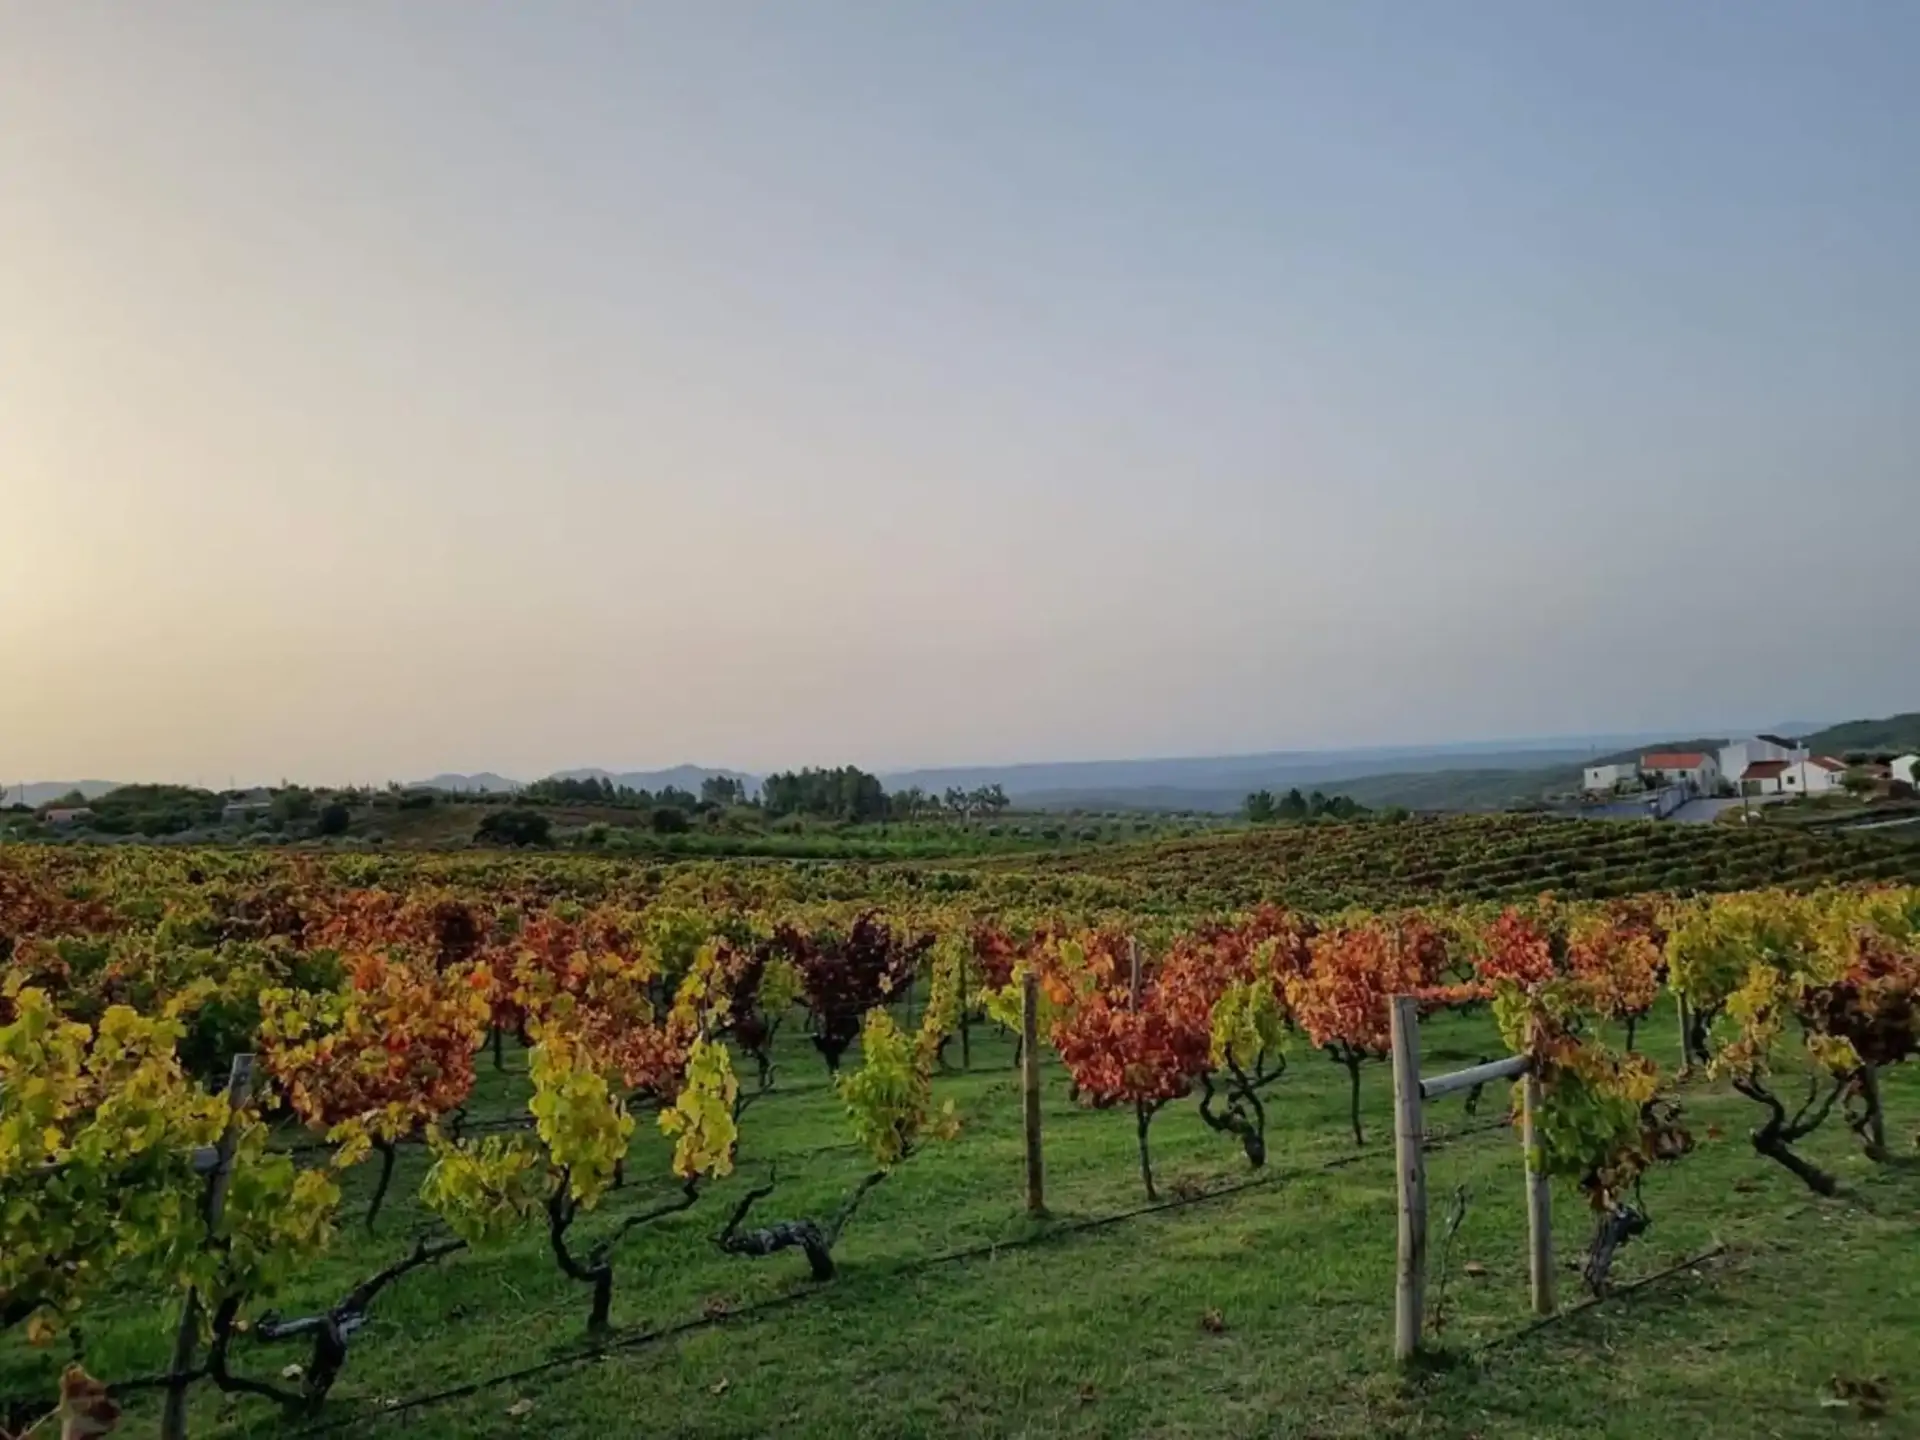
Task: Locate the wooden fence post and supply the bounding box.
[162,1053,254,1440]
[1520,1066,1554,1316]
[1021,973,1046,1217]
[1388,997,1426,1362]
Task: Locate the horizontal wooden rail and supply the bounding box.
[1420,1053,1528,1101]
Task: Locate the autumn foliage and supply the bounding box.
[777,912,931,1073]
[1285,913,1465,1144]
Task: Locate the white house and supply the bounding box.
[1779,756,1848,796]
[42,807,94,827]
[1582,762,1640,794]
[1893,754,1919,788]
[1719,734,1806,786]
[1739,759,1790,795]
[1640,751,1721,794]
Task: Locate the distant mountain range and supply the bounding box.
[412,772,525,794]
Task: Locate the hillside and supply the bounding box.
[882,740,1631,804]
[1584,736,1730,768]
[1293,765,1579,811]
[1801,711,1920,756]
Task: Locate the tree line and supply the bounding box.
[516,768,1012,826]
[1244,787,1369,823]
[759,768,1009,823]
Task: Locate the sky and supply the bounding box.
[4,2,1917,786]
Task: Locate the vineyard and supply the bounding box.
[4,837,1919,1438]
[966,812,1920,912]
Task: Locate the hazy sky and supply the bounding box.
[4,3,1917,785]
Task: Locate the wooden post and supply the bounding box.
[1520,1065,1554,1316]
[1128,935,1141,1009]
[1388,997,1426,1362]
[162,1054,254,1440]
[1021,972,1046,1217]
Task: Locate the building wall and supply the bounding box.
[1648,758,1719,794]
[1804,763,1845,795]
[1893,756,1919,787]
[1780,761,1844,796]
[1719,743,1759,782]
[1720,738,1802,782]
[1583,763,1637,792]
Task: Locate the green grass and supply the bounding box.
[8,1012,1917,1439]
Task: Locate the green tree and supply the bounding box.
[762,766,887,822]
[700,775,745,807]
[316,801,352,836]
[1245,790,1277,823]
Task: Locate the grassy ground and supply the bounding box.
[7,1010,1916,1439]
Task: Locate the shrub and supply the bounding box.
[316,802,352,837]
[475,809,551,847]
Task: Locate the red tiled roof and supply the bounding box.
[1742,760,1789,780]
[1810,755,1847,772]
[1642,752,1710,769]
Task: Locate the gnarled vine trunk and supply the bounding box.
[1337,1048,1366,1146]
[1135,1100,1159,1200]
[255,1236,467,1410]
[1685,1004,1719,1068]
[547,1176,701,1333]
[1197,1055,1284,1169]
[1582,1203,1649,1295]
[1734,1073,1844,1196]
[1848,1065,1889,1163]
[716,1169,887,1281]
[364,1137,399,1232]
